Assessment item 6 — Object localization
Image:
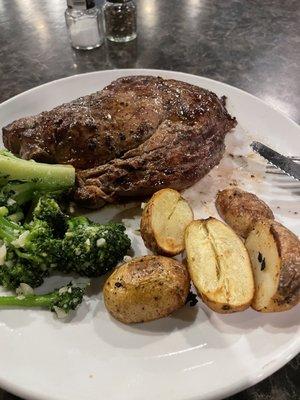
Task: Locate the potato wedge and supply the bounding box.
[245,220,300,312]
[185,218,254,313]
[216,187,274,238]
[103,255,190,324]
[140,188,193,255]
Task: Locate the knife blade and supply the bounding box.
[250,141,300,181]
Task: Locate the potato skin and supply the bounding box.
[216,188,274,238]
[267,221,300,311]
[200,294,252,314]
[140,189,193,256]
[140,199,163,254]
[103,256,190,324]
[246,219,300,312]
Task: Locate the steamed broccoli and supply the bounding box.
[0,216,61,265]
[0,199,131,288]
[0,261,45,291]
[62,217,131,276]
[32,196,68,237]
[0,186,131,290]
[0,150,75,220]
[0,216,61,289]
[0,282,84,317]
[0,150,75,189]
[0,182,34,222]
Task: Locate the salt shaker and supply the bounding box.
[65,0,104,50]
[103,0,137,42]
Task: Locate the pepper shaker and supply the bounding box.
[65,0,104,50]
[103,0,137,43]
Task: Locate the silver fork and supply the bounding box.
[266,157,300,195]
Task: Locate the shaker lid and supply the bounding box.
[67,0,95,9]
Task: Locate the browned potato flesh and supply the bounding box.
[103,255,190,324]
[216,188,274,238]
[140,188,194,255]
[245,220,300,312]
[185,218,254,313]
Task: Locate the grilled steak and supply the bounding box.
[3,76,236,208]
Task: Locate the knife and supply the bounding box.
[250,141,300,181]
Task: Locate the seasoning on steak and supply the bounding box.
[3,76,237,208]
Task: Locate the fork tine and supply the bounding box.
[263,155,300,179]
[265,171,300,185]
[262,155,300,181]
[266,161,300,171]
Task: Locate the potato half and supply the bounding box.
[103,255,190,324]
[185,218,254,313]
[140,188,194,255]
[216,187,274,238]
[245,220,300,312]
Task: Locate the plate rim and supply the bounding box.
[0,68,299,400]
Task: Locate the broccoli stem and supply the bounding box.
[2,182,36,205]
[0,216,22,242]
[0,283,84,315]
[0,293,57,308]
[7,211,24,223]
[0,150,75,190]
[0,207,8,217]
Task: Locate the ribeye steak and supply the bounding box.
[3,76,237,208]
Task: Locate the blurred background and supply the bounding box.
[0,0,299,123]
[0,1,299,399]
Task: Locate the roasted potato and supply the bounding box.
[185,218,254,313]
[103,255,190,324]
[140,188,193,255]
[245,220,300,312]
[216,187,274,238]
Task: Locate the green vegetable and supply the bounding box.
[0,150,75,220]
[0,150,75,189]
[0,216,61,265]
[0,216,61,290]
[32,196,68,237]
[0,198,131,289]
[0,152,131,290]
[0,283,84,317]
[0,262,45,291]
[62,217,131,276]
[0,182,33,222]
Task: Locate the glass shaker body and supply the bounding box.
[65,7,104,50]
[103,0,137,43]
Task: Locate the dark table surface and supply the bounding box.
[0,0,299,399]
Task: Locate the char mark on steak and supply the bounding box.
[3,76,237,208]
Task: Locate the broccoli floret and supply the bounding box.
[0,150,75,220]
[0,261,45,291]
[22,219,62,264]
[0,282,84,317]
[0,182,35,222]
[0,216,60,265]
[62,219,131,276]
[32,196,68,237]
[0,216,61,289]
[66,216,91,229]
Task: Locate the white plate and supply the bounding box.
[0,69,299,400]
